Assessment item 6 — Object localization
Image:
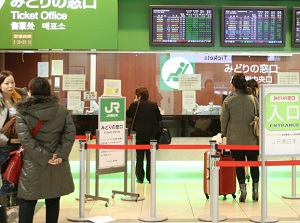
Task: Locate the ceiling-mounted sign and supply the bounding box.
[0,0,117,50]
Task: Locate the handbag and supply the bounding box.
[2,116,17,139]
[158,121,171,144]
[4,120,44,184]
[249,95,259,138]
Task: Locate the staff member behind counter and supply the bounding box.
[190,79,222,136]
[196,79,222,106]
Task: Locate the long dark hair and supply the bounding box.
[246,79,259,95]
[0,70,14,94]
[0,70,14,85]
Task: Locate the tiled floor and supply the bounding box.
[6,138,300,223]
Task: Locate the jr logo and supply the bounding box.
[105,102,120,113]
[0,0,5,10]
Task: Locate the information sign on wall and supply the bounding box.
[98,97,126,169]
[0,0,117,49]
[261,85,300,156]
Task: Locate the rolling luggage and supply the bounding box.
[203,150,236,199]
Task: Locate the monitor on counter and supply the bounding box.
[150,5,215,46]
[221,6,286,47]
[292,7,300,47]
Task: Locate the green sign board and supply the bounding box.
[99,97,125,122]
[0,0,118,50]
[261,85,300,157]
[266,93,300,131]
[160,55,195,91]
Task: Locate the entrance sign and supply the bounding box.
[0,0,117,49]
[261,85,300,156]
[98,97,126,169]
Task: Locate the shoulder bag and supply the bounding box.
[249,96,259,138]
[4,120,44,184]
[158,121,171,144]
[129,101,140,135]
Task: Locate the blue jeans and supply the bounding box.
[0,143,20,194]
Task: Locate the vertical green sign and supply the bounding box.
[262,85,300,157]
[265,93,300,131]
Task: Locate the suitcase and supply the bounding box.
[203,150,236,200]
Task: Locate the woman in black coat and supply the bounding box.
[126,87,162,183]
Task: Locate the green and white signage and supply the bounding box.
[160,55,195,90]
[98,97,126,169]
[0,0,117,49]
[261,85,300,156]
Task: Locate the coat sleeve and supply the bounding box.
[0,107,9,146]
[126,102,136,118]
[16,114,52,167]
[220,100,230,137]
[54,113,76,160]
[155,103,162,122]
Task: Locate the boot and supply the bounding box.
[239,184,247,202]
[252,183,259,201]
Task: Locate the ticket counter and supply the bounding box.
[71,114,220,137]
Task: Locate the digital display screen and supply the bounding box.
[150,5,215,46]
[292,7,300,47]
[221,6,286,47]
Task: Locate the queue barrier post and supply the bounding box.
[211,154,220,223]
[139,140,168,222]
[85,131,91,197]
[250,156,279,223]
[75,131,94,202]
[282,157,300,199]
[121,131,145,201]
[76,131,94,201]
[199,140,227,222]
[67,140,90,222]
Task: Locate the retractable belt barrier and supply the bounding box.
[75,135,300,167]
[72,135,300,223]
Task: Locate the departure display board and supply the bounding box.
[150,5,215,46]
[292,7,300,47]
[221,6,286,47]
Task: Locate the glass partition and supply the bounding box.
[2,51,299,136]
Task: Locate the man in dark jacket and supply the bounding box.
[126,86,162,183]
